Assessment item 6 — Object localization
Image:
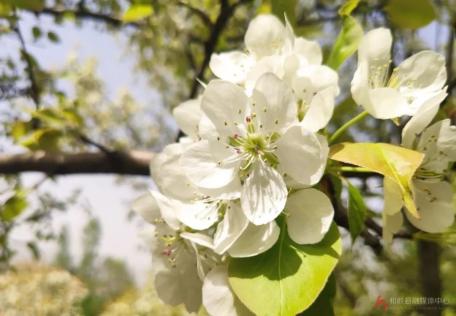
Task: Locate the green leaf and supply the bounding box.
[346,180,367,242]
[229,222,342,316]
[4,0,44,10]
[1,191,27,221]
[32,26,42,39]
[271,0,297,26]
[62,108,83,127]
[47,31,60,43]
[385,0,436,29]
[10,121,32,141]
[32,108,64,127]
[20,128,62,152]
[338,0,360,16]
[326,16,363,70]
[122,4,153,22]
[299,274,336,316]
[330,143,425,218]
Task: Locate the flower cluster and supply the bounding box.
[133,14,455,315]
[0,265,87,316]
[134,14,337,314]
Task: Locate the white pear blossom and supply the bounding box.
[133,193,254,315]
[148,141,280,257]
[209,14,338,129]
[181,73,329,225]
[351,28,447,119]
[132,193,210,313]
[383,94,456,242]
[172,97,203,140]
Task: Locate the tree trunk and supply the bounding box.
[417,240,443,316]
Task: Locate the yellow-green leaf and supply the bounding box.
[20,128,62,152]
[0,3,12,16]
[3,0,44,11]
[229,222,341,315]
[1,190,27,222]
[330,143,425,218]
[122,4,153,22]
[385,0,437,29]
[10,121,32,141]
[326,16,363,70]
[338,0,360,16]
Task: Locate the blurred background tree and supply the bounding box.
[0,0,455,315]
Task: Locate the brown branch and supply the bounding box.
[176,1,213,27]
[417,240,443,316]
[446,20,454,89]
[189,0,252,98]
[449,78,456,92]
[76,132,113,155]
[322,176,383,253]
[322,176,413,254]
[31,7,139,28]
[0,151,152,176]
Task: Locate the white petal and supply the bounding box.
[199,178,242,201]
[251,72,297,133]
[406,180,455,233]
[131,193,160,223]
[203,266,237,316]
[245,55,284,94]
[154,252,202,313]
[209,51,253,84]
[173,97,203,139]
[275,125,328,186]
[181,140,238,189]
[365,87,408,119]
[150,142,199,201]
[401,91,446,148]
[383,211,403,244]
[241,160,287,225]
[213,202,249,254]
[301,87,335,132]
[352,28,392,109]
[245,14,285,57]
[150,190,181,230]
[383,177,404,215]
[285,189,334,244]
[228,221,280,257]
[177,201,220,230]
[201,80,248,138]
[351,60,370,107]
[435,120,456,160]
[181,232,214,249]
[296,64,339,97]
[358,28,392,66]
[294,37,322,64]
[418,120,456,174]
[395,51,446,99]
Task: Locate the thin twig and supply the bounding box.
[33,7,139,28]
[11,10,40,108]
[188,0,252,98]
[176,0,213,27]
[76,132,112,155]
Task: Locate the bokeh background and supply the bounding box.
[0,0,455,315]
